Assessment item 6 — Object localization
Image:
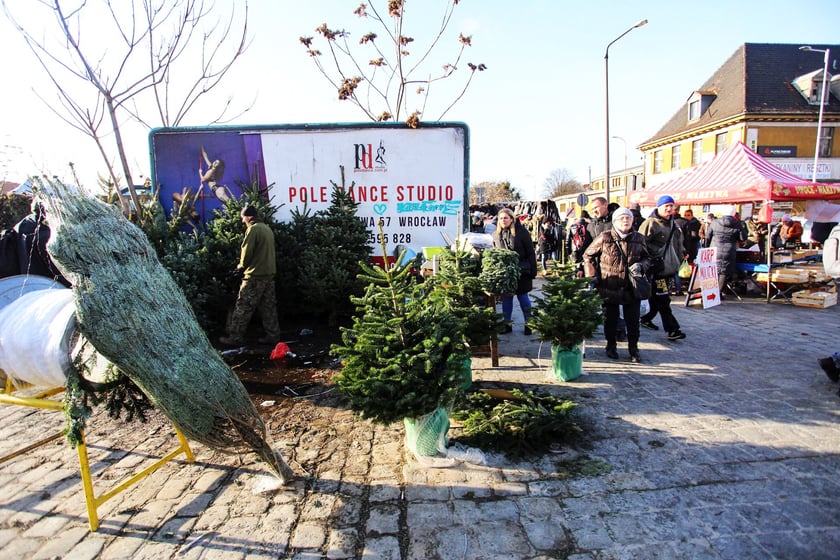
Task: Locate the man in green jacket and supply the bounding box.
[219,206,282,346]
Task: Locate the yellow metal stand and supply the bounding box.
[0,379,194,531]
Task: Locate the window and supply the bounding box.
[819,127,834,158]
[654,150,663,173]
[688,100,701,120]
[671,145,681,170]
[715,133,727,154]
[811,77,827,105]
[691,140,702,166]
[792,71,831,106]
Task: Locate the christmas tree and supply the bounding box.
[332,231,470,425]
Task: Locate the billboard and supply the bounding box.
[149,122,469,253]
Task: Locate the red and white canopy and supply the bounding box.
[629,141,840,205]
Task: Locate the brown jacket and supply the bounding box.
[583,229,650,304]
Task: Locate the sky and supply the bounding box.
[1,0,839,200]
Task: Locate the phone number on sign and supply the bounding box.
[367,232,412,245]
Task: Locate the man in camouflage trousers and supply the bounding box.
[219,205,282,346]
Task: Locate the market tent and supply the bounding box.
[629,141,840,205]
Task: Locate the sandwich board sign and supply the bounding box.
[149,122,469,254]
[684,247,721,308]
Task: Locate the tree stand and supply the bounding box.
[0,379,194,531]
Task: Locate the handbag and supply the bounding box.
[629,271,652,300]
[678,259,692,279]
[615,238,651,300]
[659,223,681,277]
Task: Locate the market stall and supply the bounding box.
[629,142,840,303]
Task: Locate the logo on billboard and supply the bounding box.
[758,145,797,158]
[354,140,387,172]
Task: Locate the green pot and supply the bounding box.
[404,406,450,456]
[551,344,583,382]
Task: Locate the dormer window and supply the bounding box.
[686,91,717,122]
[793,69,832,106]
[688,100,701,120]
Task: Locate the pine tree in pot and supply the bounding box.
[527,264,603,381]
[331,234,470,457]
[422,247,505,388]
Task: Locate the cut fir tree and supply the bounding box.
[528,264,603,381]
[331,225,470,457]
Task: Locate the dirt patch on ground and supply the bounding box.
[219,319,345,405]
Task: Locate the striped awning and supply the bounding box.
[629,141,840,206]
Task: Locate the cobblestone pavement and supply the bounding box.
[1,291,839,559]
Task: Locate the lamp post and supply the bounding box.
[799,45,830,182]
[605,19,647,203]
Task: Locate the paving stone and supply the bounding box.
[62,537,107,560]
[325,527,359,559]
[21,511,72,539]
[366,503,400,536]
[28,526,89,560]
[368,483,402,502]
[361,535,401,559]
[289,521,326,549]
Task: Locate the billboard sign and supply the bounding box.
[149,122,469,253]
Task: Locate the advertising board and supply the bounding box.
[149,123,469,253]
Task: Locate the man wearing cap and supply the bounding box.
[779,214,803,247]
[219,205,282,346]
[638,195,687,341]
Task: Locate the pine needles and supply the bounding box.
[38,179,291,480]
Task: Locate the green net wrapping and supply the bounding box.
[39,184,291,481]
[404,406,450,457]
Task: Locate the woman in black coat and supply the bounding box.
[704,207,747,292]
[493,207,538,334]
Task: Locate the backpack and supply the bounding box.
[823,223,840,278]
[572,223,587,250]
[0,228,20,278]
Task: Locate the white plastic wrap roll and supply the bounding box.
[0,288,76,389]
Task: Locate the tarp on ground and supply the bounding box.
[629,141,840,205]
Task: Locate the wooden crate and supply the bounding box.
[791,289,838,308]
[755,269,810,284]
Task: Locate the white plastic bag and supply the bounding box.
[0,288,76,388]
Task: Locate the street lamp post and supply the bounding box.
[799,45,830,182]
[605,19,647,203]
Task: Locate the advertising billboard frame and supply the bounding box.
[149,121,470,253]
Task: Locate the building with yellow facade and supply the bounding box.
[640,43,839,188]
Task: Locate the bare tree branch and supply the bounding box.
[2,0,249,220]
[543,169,583,199]
[301,0,485,125]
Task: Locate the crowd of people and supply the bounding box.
[471,195,837,367]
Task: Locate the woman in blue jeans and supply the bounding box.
[492,208,538,335]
